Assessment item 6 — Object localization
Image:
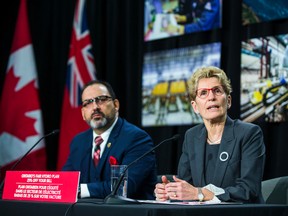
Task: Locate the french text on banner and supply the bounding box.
[2,171,80,203]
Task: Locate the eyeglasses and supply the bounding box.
[82,95,112,108]
[196,86,225,99]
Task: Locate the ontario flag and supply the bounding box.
[0,0,46,182]
[57,0,96,170]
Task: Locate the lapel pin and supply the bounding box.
[107,142,111,148]
[219,151,229,162]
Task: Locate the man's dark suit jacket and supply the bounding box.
[178,116,266,203]
[62,117,157,200]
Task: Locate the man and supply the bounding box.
[62,80,157,200]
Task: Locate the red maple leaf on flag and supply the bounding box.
[0,67,38,142]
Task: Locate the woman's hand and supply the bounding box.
[154,175,170,201]
[155,175,215,201]
[165,176,198,200]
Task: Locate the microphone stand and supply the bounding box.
[104,134,180,204]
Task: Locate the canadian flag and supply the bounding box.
[0,0,46,182]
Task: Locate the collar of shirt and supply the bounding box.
[92,117,118,158]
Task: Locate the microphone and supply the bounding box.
[104,134,180,204]
[0,129,60,193]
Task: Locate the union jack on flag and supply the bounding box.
[57,0,96,170]
[67,0,96,107]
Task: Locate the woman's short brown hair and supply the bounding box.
[188,66,232,100]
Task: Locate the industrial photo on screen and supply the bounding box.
[240,34,288,123]
[142,42,221,127]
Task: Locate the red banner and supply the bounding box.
[2,171,80,203]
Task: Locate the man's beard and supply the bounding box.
[89,117,108,129]
[87,108,117,130]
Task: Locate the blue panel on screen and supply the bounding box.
[242,0,288,25]
[142,42,221,127]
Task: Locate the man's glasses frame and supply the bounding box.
[82,95,113,108]
[196,86,225,99]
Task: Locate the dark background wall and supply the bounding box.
[0,0,288,180]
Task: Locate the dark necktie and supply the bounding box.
[93,136,103,166]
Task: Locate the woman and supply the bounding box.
[154,66,265,203]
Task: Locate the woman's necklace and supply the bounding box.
[207,137,221,144]
[207,125,224,144]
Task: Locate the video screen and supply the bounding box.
[144,0,222,42]
[242,0,288,25]
[142,42,221,127]
[241,34,288,123]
